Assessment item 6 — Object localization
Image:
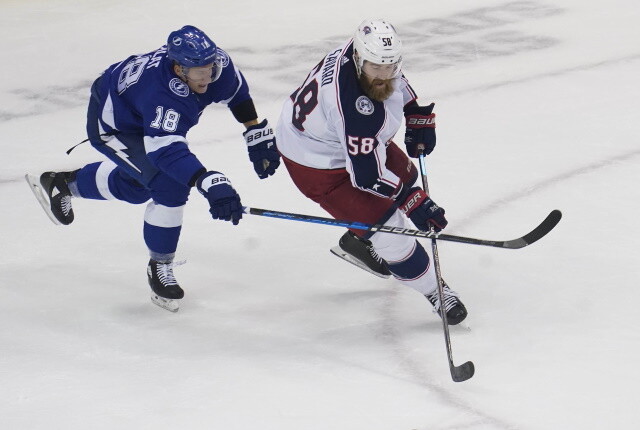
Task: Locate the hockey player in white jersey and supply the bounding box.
[276,19,467,324]
[26,25,280,312]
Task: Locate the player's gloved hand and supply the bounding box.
[404,102,436,157]
[397,186,447,232]
[196,171,243,225]
[243,119,281,179]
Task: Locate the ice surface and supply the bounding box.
[1,1,639,429]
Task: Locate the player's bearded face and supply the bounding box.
[359,74,394,101]
[359,61,398,101]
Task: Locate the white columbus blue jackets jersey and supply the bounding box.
[94,45,250,186]
[276,39,418,199]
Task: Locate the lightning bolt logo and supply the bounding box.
[106,139,142,173]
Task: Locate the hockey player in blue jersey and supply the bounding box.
[276,20,467,324]
[28,25,280,312]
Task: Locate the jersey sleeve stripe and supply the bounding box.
[101,93,117,130]
[143,135,186,154]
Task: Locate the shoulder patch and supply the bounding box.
[169,78,190,97]
[216,48,230,68]
[355,95,374,115]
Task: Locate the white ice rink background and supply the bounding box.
[1,0,639,429]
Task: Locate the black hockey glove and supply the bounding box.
[243,119,281,179]
[404,103,436,157]
[196,171,243,225]
[397,186,447,232]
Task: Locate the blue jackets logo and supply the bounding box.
[169,78,190,97]
[355,96,374,115]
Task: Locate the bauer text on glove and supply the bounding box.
[404,102,436,157]
[397,186,447,231]
[196,171,243,225]
[243,119,281,179]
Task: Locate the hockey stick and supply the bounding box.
[418,150,474,382]
[243,207,562,250]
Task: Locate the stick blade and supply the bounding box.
[451,360,475,382]
[502,209,562,249]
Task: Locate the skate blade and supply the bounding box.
[151,293,180,312]
[25,173,61,226]
[330,246,391,279]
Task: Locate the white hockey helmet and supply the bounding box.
[353,19,403,78]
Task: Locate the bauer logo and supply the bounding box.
[169,78,190,97]
[246,128,273,144]
[408,116,435,126]
[355,96,374,115]
[202,174,231,191]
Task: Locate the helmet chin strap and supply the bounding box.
[179,66,192,83]
[353,50,363,77]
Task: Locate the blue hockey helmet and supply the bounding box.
[167,25,218,68]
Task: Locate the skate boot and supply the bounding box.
[330,231,391,278]
[26,171,77,225]
[425,281,468,325]
[147,259,184,312]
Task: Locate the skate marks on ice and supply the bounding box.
[0,2,562,120]
[308,287,517,429]
[0,80,94,122]
[374,287,518,430]
[438,52,640,98]
[400,1,563,71]
[231,1,564,98]
[456,141,640,228]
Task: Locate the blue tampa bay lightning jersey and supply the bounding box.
[93,44,251,185]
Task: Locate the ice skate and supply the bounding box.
[330,231,391,278]
[150,293,180,313]
[25,171,77,225]
[425,281,468,325]
[147,259,184,312]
